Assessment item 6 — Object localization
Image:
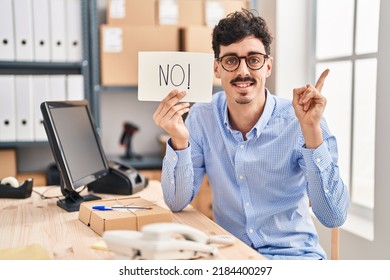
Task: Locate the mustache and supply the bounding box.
[230,76,256,84]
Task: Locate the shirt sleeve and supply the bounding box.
[160,139,194,212]
[301,135,350,228]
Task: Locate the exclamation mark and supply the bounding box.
[187,64,191,89]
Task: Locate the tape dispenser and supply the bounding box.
[0,176,33,198]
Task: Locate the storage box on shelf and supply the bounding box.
[100,25,179,86]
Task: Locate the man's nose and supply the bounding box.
[236,57,251,75]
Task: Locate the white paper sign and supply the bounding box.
[138,52,214,103]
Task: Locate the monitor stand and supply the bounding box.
[57,182,101,212]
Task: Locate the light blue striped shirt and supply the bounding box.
[161,90,349,260]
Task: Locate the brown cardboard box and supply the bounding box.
[222,0,248,15]
[79,197,172,236]
[100,25,179,86]
[204,0,248,26]
[157,0,204,26]
[178,0,204,26]
[16,172,46,187]
[0,149,17,178]
[180,26,220,86]
[180,26,213,52]
[107,0,156,26]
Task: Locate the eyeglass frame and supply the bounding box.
[216,52,270,72]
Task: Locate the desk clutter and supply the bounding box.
[0,177,33,198]
[78,196,172,236]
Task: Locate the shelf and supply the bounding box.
[0,61,86,75]
[0,141,48,148]
[99,85,139,92]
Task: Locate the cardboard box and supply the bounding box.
[78,197,172,236]
[0,149,17,178]
[100,25,179,86]
[157,0,204,27]
[180,26,220,86]
[178,0,204,26]
[204,0,248,27]
[222,0,248,16]
[180,26,213,52]
[16,172,46,187]
[107,0,156,26]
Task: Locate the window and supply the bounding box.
[314,0,380,211]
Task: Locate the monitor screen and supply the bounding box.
[41,100,109,196]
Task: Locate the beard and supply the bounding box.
[230,76,256,104]
[235,93,253,104]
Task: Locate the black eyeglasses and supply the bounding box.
[217,52,270,72]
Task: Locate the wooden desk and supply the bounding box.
[0,180,264,260]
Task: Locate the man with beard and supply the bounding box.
[152,9,349,260]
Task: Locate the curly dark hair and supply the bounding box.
[212,9,273,58]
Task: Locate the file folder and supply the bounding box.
[0,0,16,61]
[15,76,34,141]
[49,75,67,101]
[66,75,84,100]
[32,76,49,141]
[66,0,83,62]
[32,0,51,61]
[49,0,67,61]
[14,0,34,61]
[0,76,16,142]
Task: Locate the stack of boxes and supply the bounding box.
[100,0,248,86]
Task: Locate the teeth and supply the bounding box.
[235,83,251,88]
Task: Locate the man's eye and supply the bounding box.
[225,57,238,65]
[248,57,261,64]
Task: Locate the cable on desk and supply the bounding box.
[33,185,87,200]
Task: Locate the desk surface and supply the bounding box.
[0,180,264,260]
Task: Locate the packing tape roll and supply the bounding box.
[1,177,20,188]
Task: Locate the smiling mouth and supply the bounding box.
[231,77,256,88]
[233,82,254,88]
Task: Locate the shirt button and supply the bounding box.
[239,175,244,180]
[172,156,176,161]
[240,144,244,149]
[249,229,254,234]
[170,180,174,184]
[245,202,249,207]
[324,188,329,193]
[316,158,321,163]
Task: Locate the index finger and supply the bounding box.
[315,69,330,92]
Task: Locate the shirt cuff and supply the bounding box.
[165,139,192,167]
[301,141,333,172]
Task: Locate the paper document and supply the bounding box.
[138,51,214,103]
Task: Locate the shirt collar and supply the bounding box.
[223,89,276,139]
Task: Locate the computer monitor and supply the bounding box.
[41,100,110,212]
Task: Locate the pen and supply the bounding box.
[92,205,152,211]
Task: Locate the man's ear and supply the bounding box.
[265,56,273,78]
[214,60,221,79]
